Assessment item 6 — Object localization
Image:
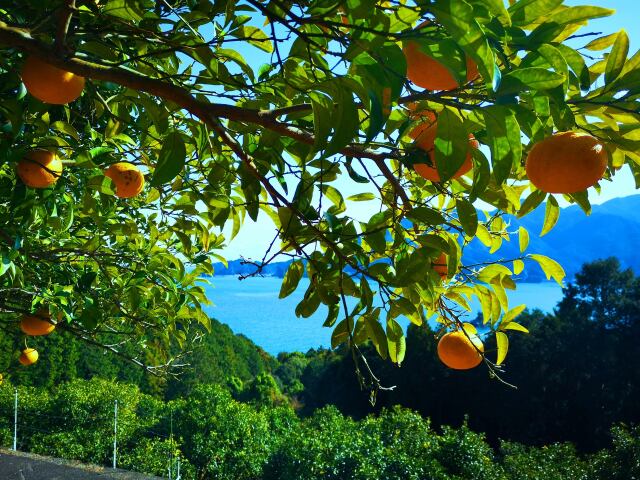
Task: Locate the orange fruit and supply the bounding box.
[20,309,56,336]
[525,131,608,194]
[408,111,478,182]
[21,56,85,105]
[104,162,145,198]
[403,23,478,91]
[433,252,448,280]
[17,150,63,188]
[437,330,484,370]
[19,348,39,366]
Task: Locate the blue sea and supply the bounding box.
[202,277,564,355]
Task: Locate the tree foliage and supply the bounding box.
[1,0,639,385]
[0,377,639,480]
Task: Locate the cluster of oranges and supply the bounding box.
[16,57,145,198]
[403,27,608,194]
[11,57,150,371]
[402,21,609,370]
[16,309,57,367]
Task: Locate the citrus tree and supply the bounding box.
[0,0,639,390]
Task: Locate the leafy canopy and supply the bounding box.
[0,0,639,388]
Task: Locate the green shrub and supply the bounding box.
[501,441,589,480]
[589,425,640,480]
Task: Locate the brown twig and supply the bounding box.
[55,0,76,54]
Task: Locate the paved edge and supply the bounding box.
[0,448,164,479]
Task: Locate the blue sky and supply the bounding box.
[219,0,640,260]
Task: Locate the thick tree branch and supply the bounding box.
[0,20,416,210]
[55,0,76,53]
[0,20,395,161]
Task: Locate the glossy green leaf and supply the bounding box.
[456,198,478,236]
[151,131,186,186]
[529,254,566,285]
[495,331,509,365]
[498,68,566,95]
[483,106,521,184]
[541,195,560,236]
[518,226,529,253]
[434,108,469,182]
[279,260,305,298]
[508,0,563,26]
[605,30,629,84]
[386,318,406,365]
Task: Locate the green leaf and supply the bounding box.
[325,86,359,156]
[518,226,529,253]
[433,108,469,182]
[103,0,144,22]
[309,92,333,154]
[406,207,446,226]
[537,44,569,91]
[540,195,559,236]
[51,121,79,141]
[470,148,491,201]
[430,0,496,87]
[279,260,305,299]
[508,0,563,27]
[151,131,186,186]
[456,198,478,236]
[529,254,565,285]
[495,331,509,365]
[605,30,629,85]
[331,318,351,349]
[502,304,526,325]
[386,318,406,365]
[498,68,565,95]
[0,255,13,278]
[518,189,546,217]
[234,25,273,52]
[322,185,346,214]
[528,6,615,45]
[475,0,511,26]
[347,193,376,201]
[483,106,521,184]
[345,157,369,183]
[295,289,321,318]
[365,313,388,360]
[87,175,115,195]
[585,32,618,51]
[556,44,591,90]
[513,259,525,275]
[502,321,530,333]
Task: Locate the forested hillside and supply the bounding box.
[2,258,639,455]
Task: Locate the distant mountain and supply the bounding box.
[212,195,640,282]
[464,194,640,281]
[211,258,294,278]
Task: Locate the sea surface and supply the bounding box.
[202,276,564,355]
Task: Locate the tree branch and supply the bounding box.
[0,20,396,162]
[55,0,76,54]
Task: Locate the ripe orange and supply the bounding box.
[409,111,478,182]
[403,23,478,91]
[21,56,85,105]
[437,330,484,370]
[20,309,56,336]
[433,252,448,280]
[104,162,145,198]
[19,348,39,366]
[17,150,63,188]
[525,131,608,194]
